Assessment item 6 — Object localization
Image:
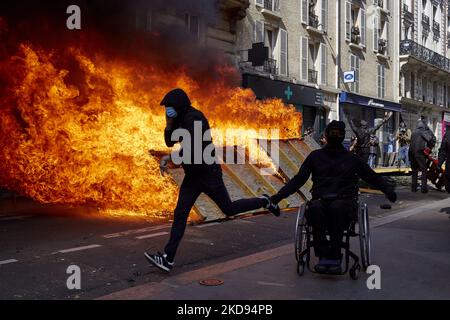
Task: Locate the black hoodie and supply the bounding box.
[160,89,219,174]
[272,143,392,203]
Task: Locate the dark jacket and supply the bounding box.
[161,89,220,175]
[349,119,386,156]
[409,120,436,155]
[271,144,392,203]
[438,131,450,167]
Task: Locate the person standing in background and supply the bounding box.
[397,121,411,168]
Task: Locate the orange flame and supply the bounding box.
[0,43,301,218]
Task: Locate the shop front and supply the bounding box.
[339,92,402,166]
[242,74,326,140]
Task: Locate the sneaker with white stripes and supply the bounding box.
[144,251,174,273]
[261,194,281,217]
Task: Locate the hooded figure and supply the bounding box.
[145,89,280,273]
[409,119,436,193]
[348,114,392,164]
[271,121,396,274]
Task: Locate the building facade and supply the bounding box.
[399,0,450,149]
[235,0,340,139]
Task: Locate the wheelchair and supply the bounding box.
[294,199,371,280]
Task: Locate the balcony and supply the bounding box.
[351,26,360,44]
[306,13,325,35]
[377,39,388,58]
[261,0,281,18]
[422,13,430,31]
[263,58,278,75]
[400,39,450,73]
[402,4,414,23]
[433,21,440,38]
[308,69,318,84]
[217,0,250,20]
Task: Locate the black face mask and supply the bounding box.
[326,128,345,146]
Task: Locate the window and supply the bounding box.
[350,54,360,93]
[301,0,328,31]
[185,14,200,39]
[377,64,385,99]
[345,1,365,47]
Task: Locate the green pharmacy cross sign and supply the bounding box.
[284,86,293,101]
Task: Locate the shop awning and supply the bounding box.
[340,92,402,112]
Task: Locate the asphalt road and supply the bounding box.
[0,186,449,300]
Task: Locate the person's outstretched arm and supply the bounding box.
[357,158,397,202]
[271,155,313,204]
[348,118,358,134]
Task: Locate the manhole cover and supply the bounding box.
[199,279,224,286]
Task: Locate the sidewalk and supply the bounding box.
[100,198,450,300]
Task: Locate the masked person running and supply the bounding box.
[144,89,280,273]
[269,121,397,274]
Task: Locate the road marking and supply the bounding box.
[0,215,32,222]
[135,232,169,240]
[102,224,171,239]
[257,281,293,287]
[0,259,18,266]
[195,222,221,229]
[371,197,450,228]
[55,244,102,254]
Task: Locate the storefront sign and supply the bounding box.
[340,92,401,112]
[242,74,324,107]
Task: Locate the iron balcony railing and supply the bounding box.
[378,38,388,55]
[351,26,360,44]
[309,13,320,29]
[308,69,318,84]
[433,21,440,33]
[400,39,450,73]
[403,4,414,21]
[263,58,278,75]
[422,13,430,29]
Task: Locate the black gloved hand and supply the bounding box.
[270,194,281,205]
[386,191,397,203]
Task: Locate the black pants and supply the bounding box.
[306,199,357,260]
[164,168,265,262]
[409,152,428,191]
[356,150,370,164]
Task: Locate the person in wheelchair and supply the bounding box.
[270,121,397,274]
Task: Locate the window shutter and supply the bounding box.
[321,0,328,32]
[256,0,263,6]
[345,1,351,41]
[320,43,327,85]
[360,8,366,47]
[301,0,309,25]
[300,37,309,82]
[373,14,379,52]
[280,29,288,76]
[377,64,381,98]
[385,0,390,12]
[385,20,389,55]
[254,20,264,43]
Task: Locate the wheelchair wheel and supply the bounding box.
[358,202,371,270]
[295,203,307,262]
[297,260,305,276]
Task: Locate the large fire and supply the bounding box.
[0,33,301,218]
